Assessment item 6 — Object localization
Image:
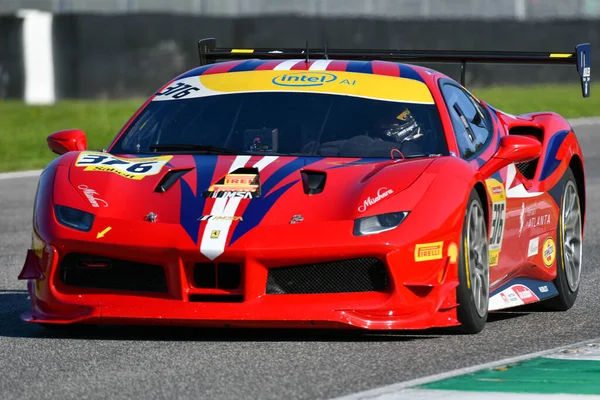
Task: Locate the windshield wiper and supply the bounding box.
[149,144,247,155]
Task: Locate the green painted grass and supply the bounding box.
[420,357,600,395]
[0,83,598,172]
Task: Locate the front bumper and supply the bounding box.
[21,229,461,330]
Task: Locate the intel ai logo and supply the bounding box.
[272,72,338,87]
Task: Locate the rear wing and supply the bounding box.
[197,38,591,98]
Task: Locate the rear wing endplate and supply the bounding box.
[198,38,591,98]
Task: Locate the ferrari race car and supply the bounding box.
[19,39,591,333]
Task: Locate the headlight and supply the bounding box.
[54,205,95,232]
[353,212,409,236]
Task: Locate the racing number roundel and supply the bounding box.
[485,179,507,267]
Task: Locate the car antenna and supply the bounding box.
[324,42,329,60]
[305,40,309,63]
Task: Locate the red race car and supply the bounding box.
[19,39,590,333]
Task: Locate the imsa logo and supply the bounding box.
[199,215,243,221]
[209,191,253,199]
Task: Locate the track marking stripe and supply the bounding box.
[0,170,43,180]
[332,338,600,400]
[368,389,600,399]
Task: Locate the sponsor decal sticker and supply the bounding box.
[491,186,503,195]
[519,202,525,236]
[516,288,533,299]
[526,213,551,229]
[358,187,394,212]
[204,173,260,198]
[199,215,243,222]
[489,282,549,311]
[75,152,172,180]
[528,236,539,257]
[158,71,435,104]
[199,155,279,260]
[271,72,347,87]
[77,185,108,208]
[543,237,556,267]
[512,285,539,303]
[489,251,499,267]
[485,179,506,261]
[447,242,458,263]
[415,241,444,262]
[209,191,253,199]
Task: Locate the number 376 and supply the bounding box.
[156,82,200,99]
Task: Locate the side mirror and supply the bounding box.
[47,129,87,155]
[479,135,541,178]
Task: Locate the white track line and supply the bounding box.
[332,338,600,400]
[569,117,600,127]
[372,389,600,400]
[0,170,43,180]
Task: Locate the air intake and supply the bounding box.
[154,168,192,193]
[59,253,168,292]
[266,258,388,294]
[301,170,327,195]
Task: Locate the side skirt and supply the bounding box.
[488,277,558,311]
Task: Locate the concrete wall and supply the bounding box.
[0,16,24,99]
[1,14,597,99]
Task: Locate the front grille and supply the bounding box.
[193,262,241,289]
[59,253,168,292]
[189,295,244,303]
[266,258,389,294]
[517,158,539,180]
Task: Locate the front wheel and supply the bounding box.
[545,167,582,311]
[456,189,490,334]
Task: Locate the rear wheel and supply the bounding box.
[456,189,490,334]
[545,167,582,310]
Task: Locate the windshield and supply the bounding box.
[111,92,448,158]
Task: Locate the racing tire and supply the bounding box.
[456,189,490,334]
[545,167,582,311]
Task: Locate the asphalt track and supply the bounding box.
[1,123,600,400]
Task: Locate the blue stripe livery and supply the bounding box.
[230,157,323,244]
[179,155,218,244]
[540,130,570,181]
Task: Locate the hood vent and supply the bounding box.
[154,168,193,193]
[301,170,327,195]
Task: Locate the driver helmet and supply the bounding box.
[377,109,422,143]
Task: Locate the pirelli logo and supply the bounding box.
[414,241,444,262]
[203,172,261,198]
